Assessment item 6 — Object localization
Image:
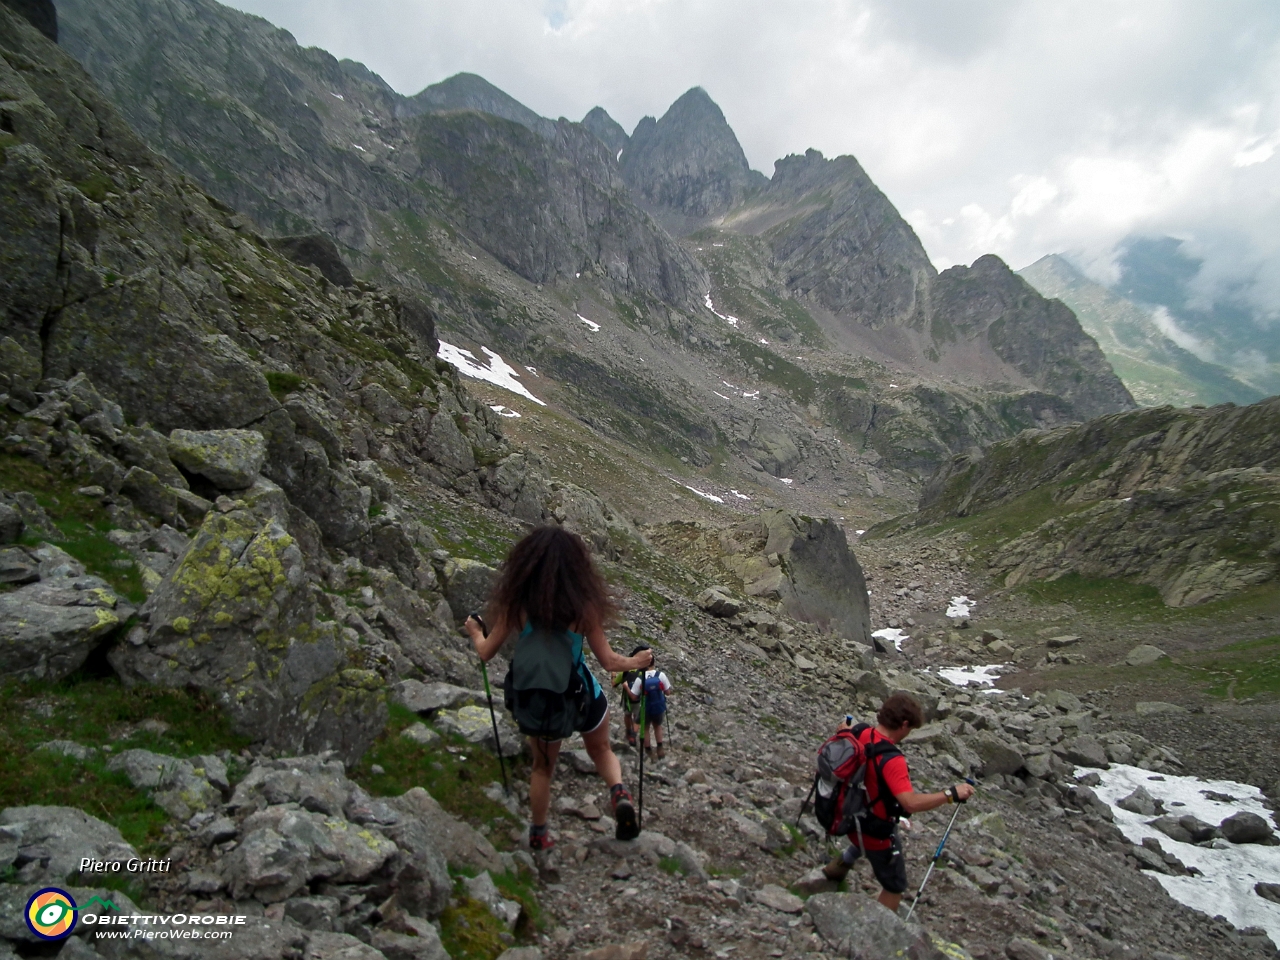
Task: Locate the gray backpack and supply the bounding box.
[502,626,590,739]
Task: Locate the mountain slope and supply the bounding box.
[1019,254,1263,407]
[401,71,558,139]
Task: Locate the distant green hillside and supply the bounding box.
[1019,254,1263,408]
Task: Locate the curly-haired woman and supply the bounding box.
[464,526,654,849]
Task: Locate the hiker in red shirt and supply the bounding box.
[821,692,976,912]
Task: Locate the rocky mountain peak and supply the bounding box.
[401,71,557,139]
[581,105,628,156]
[620,85,764,225]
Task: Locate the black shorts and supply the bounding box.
[577,687,609,734]
[850,835,907,895]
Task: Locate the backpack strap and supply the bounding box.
[863,738,906,823]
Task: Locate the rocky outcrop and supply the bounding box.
[0,0,55,41]
[620,87,766,224]
[110,496,388,764]
[721,510,871,643]
[913,398,1280,606]
[400,71,558,139]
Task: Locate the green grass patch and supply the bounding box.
[0,673,250,851]
[658,854,684,875]
[0,451,146,603]
[1016,573,1169,619]
[349,704,522,840]
[438,895,509,960]
[264,370,305,399]
[1187,635,1280,699]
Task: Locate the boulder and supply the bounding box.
[1219,811,1274,844]
[1045,635,1079,649]
[382,814,452,920]
[305,931,386,960]
[1148,817,1193,844]
[440,557,500,625]
[227,756,356,817]
[372,923,451,960]
[106,749,222,820]
[1178,815,1220,843]
[753,883,804,914]
[1041,689,1082,713]
[401,723,442,747]
[109,504,386,763]
[969,733,1024,776]
[462,871,522,930]
[1055,736,1109,769]
[1125,644,1168,667]
[1257,882,1280,905]
[805,892,966,959]
[1116,786,1161,816]
[0,572,131,682]
[168,428,268,490]
[0,806,137,884]
[388,787,503,875]
[393,679,482,714]
[1134,701,1187,716]
[726,509,871,643]
[435,704,522,757]
[697,587,743,617]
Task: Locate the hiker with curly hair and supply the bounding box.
[464,526,654,849]
[822,692,976,912]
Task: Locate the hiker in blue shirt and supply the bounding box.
[465,526,654,849]
[626,647,672,761]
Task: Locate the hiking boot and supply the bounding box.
[612,787,639,841]
[529,832,556,852]
[646,747,656,762]
[626,729,637,747]
[656,743,666,759]
[822,854,851,882]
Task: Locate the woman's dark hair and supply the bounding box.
[630,644,651,657]
[488,526,616,632]
[877,692,924,731]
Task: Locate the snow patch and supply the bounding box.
[855,530,866,536]
[937,664,1009,691]
[1089,764,1280,947]
[672,478,724,504]
[872,627,909,652]
[489,405,521,418]
[742,390,760,400]
[616,148,623,161]
[352,144,366,152]
[713,391,734,401]
[779,478,794,485]
[524,365,539,377]
[704,294,740,327]
[947,596,975,619]
[759,337,769,345]
[576,314,600,332]
[437,342,546,405]
[329,92,344,100]
[730,489,752,500]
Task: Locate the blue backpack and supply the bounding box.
[642,671,666,716]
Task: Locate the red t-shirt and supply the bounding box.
[848,726,912,851]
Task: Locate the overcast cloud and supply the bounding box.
[225,0,1280,318]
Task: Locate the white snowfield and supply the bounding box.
[947,595,975,619]
[704,294,740,327]
[872,627,909,652]
[489,405,520,418]
[576,313,600,332]
[436,342,545,405]
[1089,764,1280,947]
[937,663,1009,693]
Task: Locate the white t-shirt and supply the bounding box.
[628,670,672,699]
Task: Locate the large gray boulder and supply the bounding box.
[105,749,223,821]
[109,503,387,763]
[724,509,871,643]
[168,428,268,490]
[805,892,970,959]
[0,562,132,682]
[0,806,137,884]
[1220,811,1274,844]
[388,787,503,875]
[969,733,1025,776]
[439,557,500,625]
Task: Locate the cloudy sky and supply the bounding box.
[225,0,1280,315]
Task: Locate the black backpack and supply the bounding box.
[502,625,591,740]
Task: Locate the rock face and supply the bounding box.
[620,87,765,223]
[722,510,871,643]
[915,399,1280,606]
[0,806,137,883]
[581,106,629,156]
[110,500,387,763]
[168,429,268,490]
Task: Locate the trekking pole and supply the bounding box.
[469,613,510,797]
[637,686,646,831]
[795,780,816,828]
[904,778,975,921]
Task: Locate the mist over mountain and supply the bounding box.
[1020,254,1263,408]
[1111,236,1280,396]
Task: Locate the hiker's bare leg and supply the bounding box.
[583,717,622,787]
[877,890,902,912]
[528,738,562,825]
